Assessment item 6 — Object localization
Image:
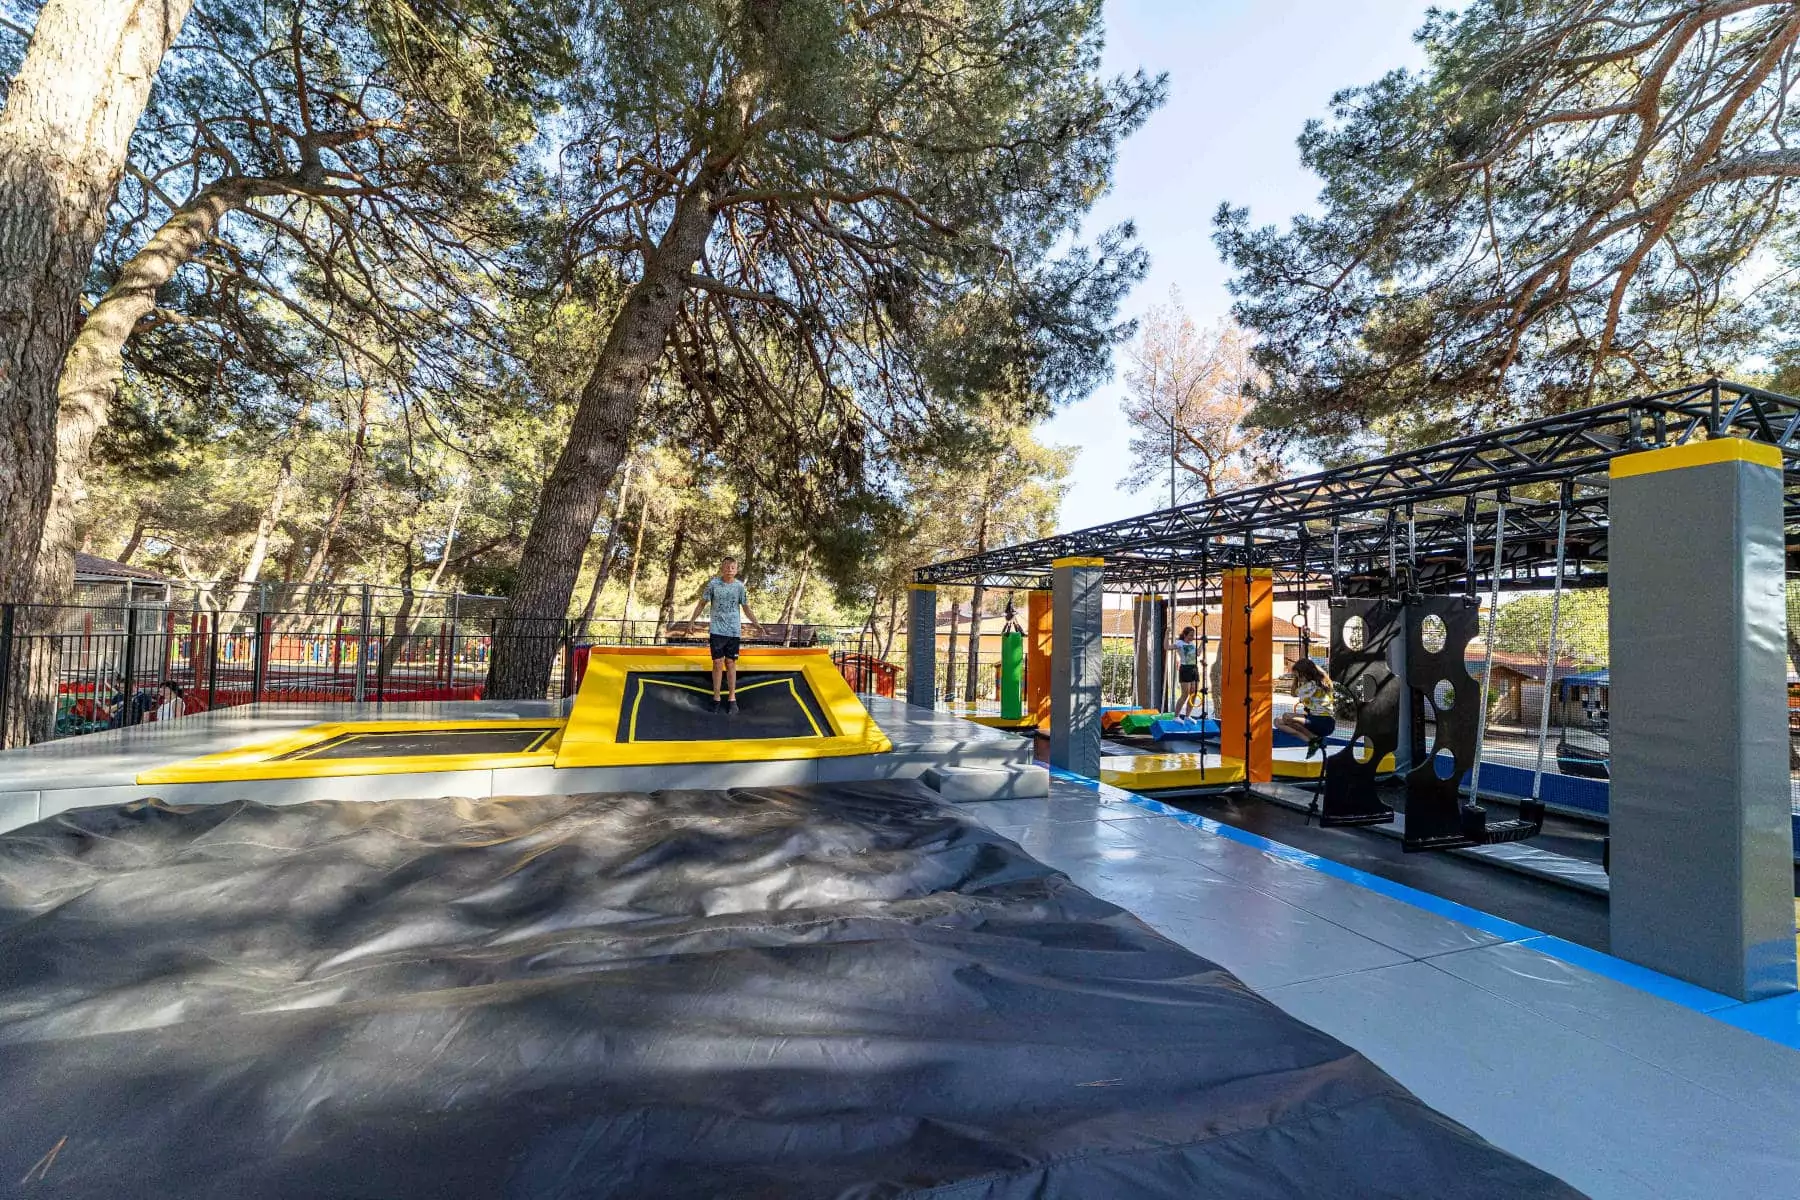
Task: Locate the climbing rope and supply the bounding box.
[1529,484,1572,801]
[1468,493,1508,805]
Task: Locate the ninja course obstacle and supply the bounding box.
[0,382,1798,1197]
[916,379,1800,1002]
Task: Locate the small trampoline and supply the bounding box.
[274,726,559,760]
[617,670,831,742]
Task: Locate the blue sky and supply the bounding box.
[1041,0,1436,528]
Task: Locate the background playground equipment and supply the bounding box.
[917,378,1800,1004]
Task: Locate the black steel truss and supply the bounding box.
[917,379,1800,591]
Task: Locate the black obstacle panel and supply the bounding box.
[617,669,834,742]
[1318,597,1399,826]
[1403,596,1545,851]
[276,726,559,760]
[0,784,1581,1198]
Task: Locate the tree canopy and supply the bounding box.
[1217,1,1800,453]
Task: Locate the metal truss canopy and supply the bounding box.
[916,379,1800,592]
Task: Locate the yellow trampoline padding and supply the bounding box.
[1268,745,1398,780]
[136,719,565,785]
[1100,753,1246,790]
[554,646,890,767]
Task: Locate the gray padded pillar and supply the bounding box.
[1609,439,1797,1001]
[1131,594,1167,711]
[906,584,937,710]
[1050,557,1104,776]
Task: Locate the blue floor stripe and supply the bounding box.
[1045,765,1800,1051]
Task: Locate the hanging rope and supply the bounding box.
[1196,551,1210,720]
[1468,494,1508,805]
[1529,484,1572,800]
[1294,531,1312,659]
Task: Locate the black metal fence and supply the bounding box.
[0,593,900,747]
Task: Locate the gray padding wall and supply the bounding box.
[1050,562,1103,777]
[1609,448,1797,1001]
[1132,595,1167,712]
[907,587,937,710]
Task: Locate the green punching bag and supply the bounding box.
[1000,628,1025,720]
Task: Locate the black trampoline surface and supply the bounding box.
[0,783,1577,1199]
[275,726,558,760]
[617,668,831,741]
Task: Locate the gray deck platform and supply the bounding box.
[0,696,1030,835]
[953,776,1800,1200]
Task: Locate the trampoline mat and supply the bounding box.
[273,726,558,760]
[616,668,832,742]
[0,784,1578,1199]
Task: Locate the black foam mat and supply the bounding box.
[0,784,1579,1198]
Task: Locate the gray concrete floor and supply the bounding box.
[952,777,1800,1200]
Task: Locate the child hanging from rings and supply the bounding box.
[1276,657,1336,755]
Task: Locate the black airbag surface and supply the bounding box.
[0,782,1579,1198]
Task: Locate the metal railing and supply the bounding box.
[0,597,900,747]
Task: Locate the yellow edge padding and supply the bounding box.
[1610,437,1782,478]
[554,646,890,767]
[907,582,936,591]
[137,720,565,784]
[1100,753,1246,789]
[961,714,1043,731]
[1099,749,1397,787]
[1051,556,1104,568]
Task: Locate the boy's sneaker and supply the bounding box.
[1306,737,1324,759]
[710,698,722,713]
[727,700,740,715]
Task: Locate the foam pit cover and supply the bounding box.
[0,784,1578,1198]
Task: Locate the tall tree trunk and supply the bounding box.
[944,597,960,704]
[740,488,759,590]
[117,516,146,565]
[620,492,651,626]
[880,591,899,661]
[654,509,690,633]
[219,442,298,621]
[0,0,196,747]
[424,490,464,593]
[963,584,988,702]
[486,171,725,697]
[962,496,992,702]
[298,379,374,594]
[0,0,195,609]
[37,178,267,605]
[777,553,811,643]
[576,457,635,633]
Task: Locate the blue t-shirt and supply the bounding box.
[1175,639,1198,666]
[702,577,748,637]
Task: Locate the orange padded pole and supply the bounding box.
[1026,589,1052,726]
[1219,568,1273,783]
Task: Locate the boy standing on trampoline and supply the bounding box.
[688,556,762,713]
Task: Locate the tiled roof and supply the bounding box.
[73,552,171,583]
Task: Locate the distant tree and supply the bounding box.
[1490,589,1610,668]
[484,0,1162,697]
[1216,1,1800,454]
[1120,295,1279,503]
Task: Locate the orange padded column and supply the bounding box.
[1026,589,1052,727]
[1219,568,1273,782]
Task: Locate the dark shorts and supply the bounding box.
[1302,715,1336,738]
[1177,664,1200,684]
[709,634,742,662]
